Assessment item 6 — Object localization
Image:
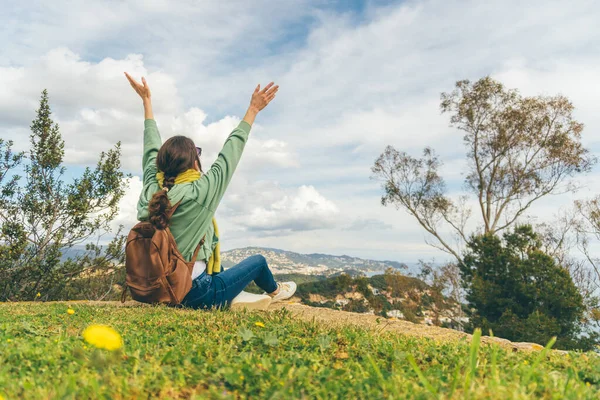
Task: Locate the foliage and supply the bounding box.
[295,273,355,299]
[57,242,127,301]
[0,90,128,301]
[244,273,326,294]
[293,271,458,325]
[383,268,428,296]
[460,225,597,350]
[1,303,600,399]
[372,76,594,263]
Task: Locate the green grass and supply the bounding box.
[1,303,599,399]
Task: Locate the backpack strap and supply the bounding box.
[191,234,206,262]
[167,201,182,218]
[120,283,128,303]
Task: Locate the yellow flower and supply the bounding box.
[6,339,11,343]
[82,324,123,351]
[36,292,41,298]
[254,322,265,328]
[67,308,75,315]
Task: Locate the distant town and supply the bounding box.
[221,247,409,276]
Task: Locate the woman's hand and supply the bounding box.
[249,82,279,112]
[243,82,279,126]
[125,72,151,100]
[124,72,154,120]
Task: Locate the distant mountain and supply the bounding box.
[60,244,89,261]
[221,247,408,276]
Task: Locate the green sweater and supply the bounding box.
[136,119,251,262]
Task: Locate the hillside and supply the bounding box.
[1,302,598,399]
[221,247,408,275]
[246,271,464,328]
[300,273,463,326]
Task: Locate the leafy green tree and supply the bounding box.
[460,225,596,350]
[0,90,128,301]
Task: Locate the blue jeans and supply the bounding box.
[182,254,277,309]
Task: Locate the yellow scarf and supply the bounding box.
[156,169,221,275]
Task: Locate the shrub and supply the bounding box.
[460,225,597,350]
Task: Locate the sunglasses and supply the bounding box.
[195,146,202,157]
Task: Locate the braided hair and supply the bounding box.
[148,136,201,229]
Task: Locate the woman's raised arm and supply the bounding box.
[197,82,279,211]
[124,72,161,218]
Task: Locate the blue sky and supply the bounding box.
[2,0,600,263]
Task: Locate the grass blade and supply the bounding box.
[489,330,499,387]
[407,353,438,396]
[366,354,385,382]
[463,328,482,392]
[522,336,557,387]
[448,363,461,398]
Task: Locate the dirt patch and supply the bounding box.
[308,294,328,303]
[268,302,557,353]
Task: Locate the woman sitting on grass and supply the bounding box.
[125,72,296,310]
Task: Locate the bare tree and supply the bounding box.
[372,77,595,263]
[536,209,600,314]
[569,197,600,330]
[416,260,466,330]
[573,198,600,284]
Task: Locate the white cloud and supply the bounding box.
[242,185,339,233]
[0,48,318,240]
[345,218,393,231]
[0,48,179,163]
[168,108,300,172]
[1,48,301,171]
[4,0,600,262]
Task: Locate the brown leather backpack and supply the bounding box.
[122,202,204,305]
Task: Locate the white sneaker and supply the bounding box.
[265,282,297,303]
[230,291,272,311]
